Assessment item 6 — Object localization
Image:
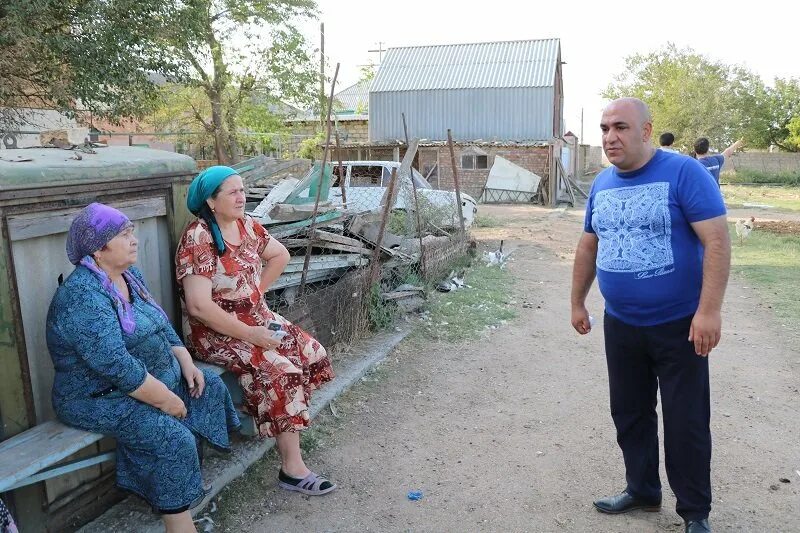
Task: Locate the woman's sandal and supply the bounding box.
[278,470,336,496]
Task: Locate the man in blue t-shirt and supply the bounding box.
[659,131,678,153]
[571,98,731,533]
[694,137,744,184]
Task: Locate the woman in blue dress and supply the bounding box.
[46,203,240,532]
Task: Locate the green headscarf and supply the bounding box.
[187,165,239,255]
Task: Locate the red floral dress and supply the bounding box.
[175,216,335,437]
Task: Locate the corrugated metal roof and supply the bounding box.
[333,80,371,112]
[371,39,560,92]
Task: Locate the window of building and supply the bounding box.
[460,153,488,170]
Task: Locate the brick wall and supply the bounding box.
[726,152,800,174]
[434,146,550,198]
[290,119,369,144]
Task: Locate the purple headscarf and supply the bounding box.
[66,203,167,334]
[66,203,133,265]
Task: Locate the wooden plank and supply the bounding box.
[379,139,419,209]
[264,211,343,235]
[381,290,424,301]
[7,196,167,241]
[557,158,576,206]
[278,238,311,247]
[0,421,103,492]
[311,230,364,248]
[279,237,369,254]
[347,214,402,256]
[268,202,334,222]
[568,176,589,199]
[311,241,372,255]
[6,451,116,491]
[268,269,341,291]
[283,254,369,273]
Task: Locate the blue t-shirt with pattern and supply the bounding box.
[584,150,726,326]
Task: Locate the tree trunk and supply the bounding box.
[206,18,232,165]
[210,92,231,164]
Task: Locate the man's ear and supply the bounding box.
[642,121,653,142]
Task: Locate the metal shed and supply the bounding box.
[0,146,196,530]
[369,38,563,142]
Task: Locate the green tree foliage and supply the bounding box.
[358,61,377,83]
[152,0,320,164]
[0,0,178,129]
[786,116,800,152]
[2,0,320,164]
[764,79,800,151]
[604,44,800,152]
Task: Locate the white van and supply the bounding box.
[329,161,477,226]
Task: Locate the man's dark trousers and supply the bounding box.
[604,312,712,521]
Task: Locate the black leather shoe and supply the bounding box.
[685,519,711,533]
[593,490,661,514]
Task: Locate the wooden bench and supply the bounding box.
[0,363,254,494]
[0,422,111,493]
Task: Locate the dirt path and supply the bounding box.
[218,204,799,532]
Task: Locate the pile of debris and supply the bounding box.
[234,155,424,309]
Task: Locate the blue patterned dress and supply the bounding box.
[46,266,240,513]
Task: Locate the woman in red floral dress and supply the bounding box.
[176,166,336,496]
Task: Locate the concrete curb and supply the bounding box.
[78,325,413,533]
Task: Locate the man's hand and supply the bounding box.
[183,364,206,399]
[688,310,722,356]
[723,138,745,158]
[571,305,592,335]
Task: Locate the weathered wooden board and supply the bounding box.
[0,421,102,492]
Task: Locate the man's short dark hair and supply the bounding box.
[693,138,710,155]
[659,132,674,147]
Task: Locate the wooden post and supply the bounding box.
[300,62,339,293]
[334,130,348,209]
[319,23,325,126]
[369,168,398,284]
[402,113,426,278]
[446,129,467,237]
[549,143,558,207]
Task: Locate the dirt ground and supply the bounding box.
[219,204,800,533]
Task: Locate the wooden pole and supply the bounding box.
[402,113,426,278]
[369,167,398,285]
[300,62,339,293]
[446,129,467,237]
[549,144,558,207]
[334,130,348,209]
[319,23,325,126]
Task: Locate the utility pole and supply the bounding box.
[580,107,584,144]
[368,41,386,62]
[319,23,325,125]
